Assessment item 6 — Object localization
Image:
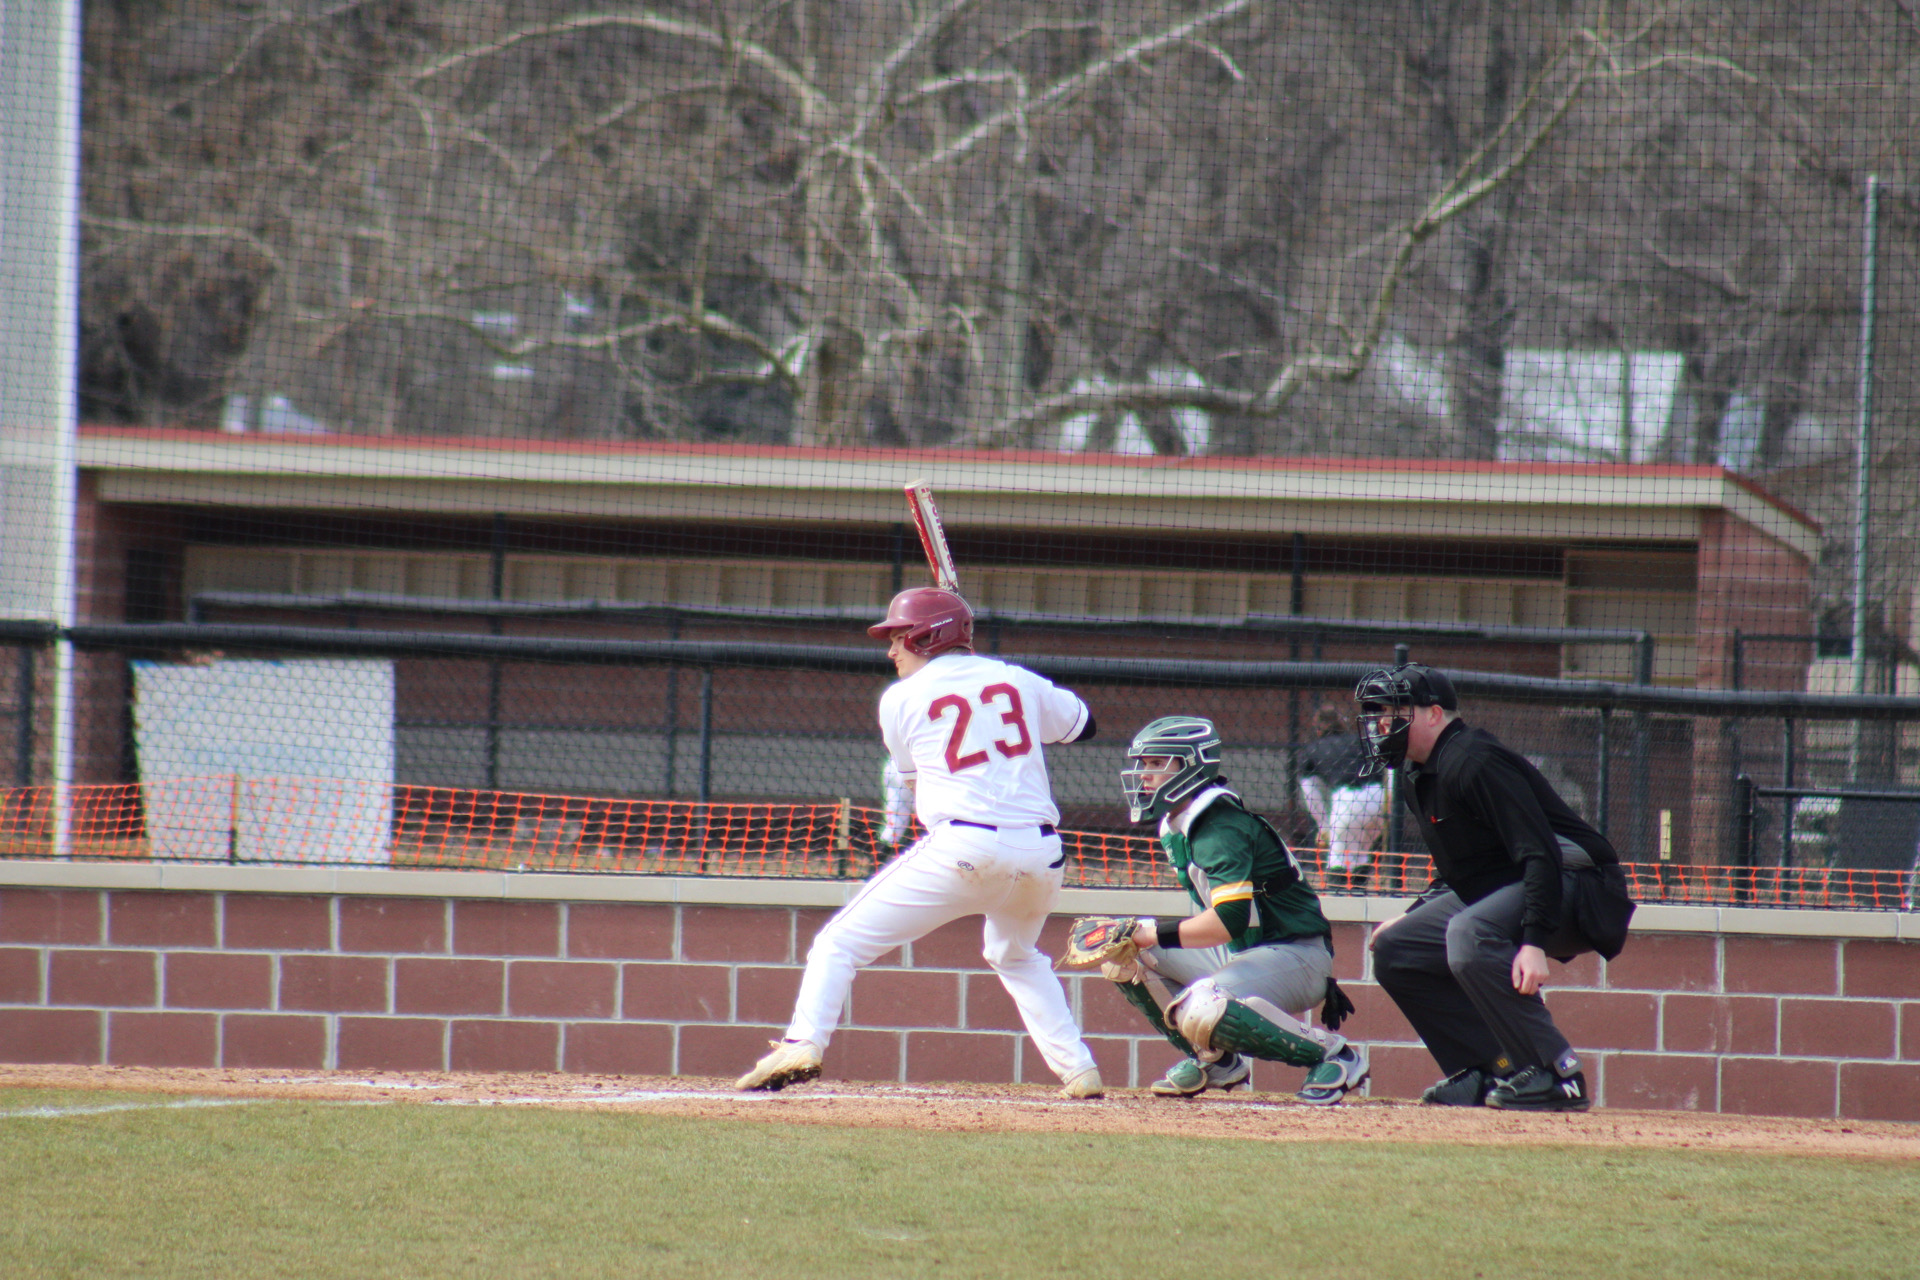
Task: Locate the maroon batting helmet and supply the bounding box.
[867,587,975,658]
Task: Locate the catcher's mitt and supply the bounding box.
[1056,915,1144,971]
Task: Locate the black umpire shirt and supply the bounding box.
[1402,719,1620,949]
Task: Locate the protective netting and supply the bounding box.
[4,780,1909,912]
[0,4,1917,903]
[1,630,1916,907]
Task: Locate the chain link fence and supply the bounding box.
[1,623,1913,910]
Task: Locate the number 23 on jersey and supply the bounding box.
[929,683,1033,772]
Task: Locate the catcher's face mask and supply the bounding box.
[1121,716,1222,823]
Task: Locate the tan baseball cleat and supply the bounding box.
[736,1039,823,1092]
[1058,1066,1105,1099]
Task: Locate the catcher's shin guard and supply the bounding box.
[1170,980,1326,1069]
[1212,1000,1329,1068]
[1116,975,1199,1057]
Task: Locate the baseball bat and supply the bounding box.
[902,479,960,593]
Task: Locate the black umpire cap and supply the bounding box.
[1355,663,1459,712]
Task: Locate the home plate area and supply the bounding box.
[1,1064,1914,1159]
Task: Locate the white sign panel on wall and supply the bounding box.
[132,659,395,864]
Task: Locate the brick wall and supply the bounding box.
[1691,508,1815,863]
[1,883,1916,1120]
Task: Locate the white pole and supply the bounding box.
[0,2,83,855]
[53,2,81,858]
[1852,174,1880,700]
[1850,175,1880,781]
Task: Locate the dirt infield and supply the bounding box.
[5,1064,1915,1159]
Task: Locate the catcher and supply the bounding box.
[1062,716,1369,1104]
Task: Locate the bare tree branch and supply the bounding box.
[408,11,825,126]
[952,34,1614,447]
[841,0,986,152]
[911,0,1257,174]
[81,213,285,275]
[350,302,803,392]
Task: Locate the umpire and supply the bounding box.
[1356,664,1633,1111]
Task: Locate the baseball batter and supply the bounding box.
[1103,716,1370,1104]
[737,587,1105,1097]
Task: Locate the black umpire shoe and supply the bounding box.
[1420,1066,1497,1107]
[1486,1065,1591,1112]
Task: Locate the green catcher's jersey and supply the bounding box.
[1160,789,1330,952]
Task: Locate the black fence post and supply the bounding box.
[1632,632,1654,860]
[1780,788,1795,869]
[17,643,34,788]
[484,514,506,793]
[695,666,715,872]
[1285,634,1300,830]
[1385,643,1409,862]
[1287,531,1306,834]
[1595,708,1611,838]
[1732,773,1755,902]
[698,667,715,805]
[662,612,682,796]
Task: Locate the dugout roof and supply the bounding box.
[80,428,1820,558]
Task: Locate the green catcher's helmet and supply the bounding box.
[1122,716,1223,824]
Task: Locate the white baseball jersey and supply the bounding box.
[878,653,1089,829]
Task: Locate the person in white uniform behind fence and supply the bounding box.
[877,758,915,852]
[737,586,1106,1098]
[1299,704,1387,890]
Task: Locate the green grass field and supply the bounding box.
[1,1088,1915,1279]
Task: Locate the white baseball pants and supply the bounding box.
[784,821,1097,1082]
[1327,783,1386,869]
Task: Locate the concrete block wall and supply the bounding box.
[0,867,1917,1120]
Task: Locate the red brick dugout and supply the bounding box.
[0,866,1915,1121]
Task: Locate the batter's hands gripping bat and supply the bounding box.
[903,479,960,593]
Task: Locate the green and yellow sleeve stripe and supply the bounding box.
[1209,881,1254,906]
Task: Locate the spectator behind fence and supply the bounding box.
[1298,703,1386,891]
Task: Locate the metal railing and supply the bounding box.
[1732,775,1919,909]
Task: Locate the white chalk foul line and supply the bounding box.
[421,1087,1300,1114]
[236,1076,1336,1115]
[0,1097,394,1119]
[0,1097,264,1120]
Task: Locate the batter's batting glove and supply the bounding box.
[1320,976,1356,1031]
[1057,916,1148,971]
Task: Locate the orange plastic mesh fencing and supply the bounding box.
[0,779,1911,912]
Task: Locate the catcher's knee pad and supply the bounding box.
[1115,975,1197,1057]
[1166,979,1232,1063]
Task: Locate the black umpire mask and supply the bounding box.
[1353,663,1456,777]
[1357,706,1409,776]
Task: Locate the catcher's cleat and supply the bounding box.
[1486,1065,1591,1112]
[1058,1066,1105,1099]
[1295,1042,1369,1106]
[736,1039,823,1092]
[1420,1066,1498,1107]
[1149,1054,1250,1098]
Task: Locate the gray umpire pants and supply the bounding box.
[1141,936,1333,1018]
[1370,874,1594,1078]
